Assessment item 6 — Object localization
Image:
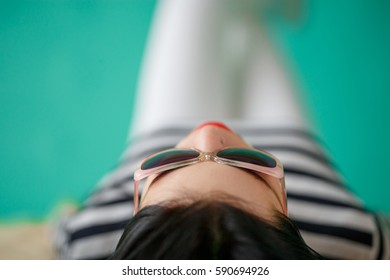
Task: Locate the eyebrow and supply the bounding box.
[147,169,175,185]
[239,168,273,189]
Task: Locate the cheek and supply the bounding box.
[175,135,191,148]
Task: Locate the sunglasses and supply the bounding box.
[133,147,287,215]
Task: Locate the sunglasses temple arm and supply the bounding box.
[279,178,288,215]
[133,180,139,215]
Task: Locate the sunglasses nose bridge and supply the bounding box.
[198,151,217,162]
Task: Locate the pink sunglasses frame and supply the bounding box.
[133,147,287,215]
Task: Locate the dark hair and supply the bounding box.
[111,200,323,259]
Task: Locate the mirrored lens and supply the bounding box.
[217,148,277,168]
[141,150,199,170]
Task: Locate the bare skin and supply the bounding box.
[140,122,285,220]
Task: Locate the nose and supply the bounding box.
[192,126,226,152]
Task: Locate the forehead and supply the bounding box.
[141,162,281,217]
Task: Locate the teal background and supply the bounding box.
[1,0,389,221]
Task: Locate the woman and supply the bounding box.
[55,0,390,259]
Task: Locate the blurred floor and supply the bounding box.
[0,223,55,260]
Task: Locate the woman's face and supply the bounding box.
[140,122,285,220]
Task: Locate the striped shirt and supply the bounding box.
[54,121,390,259]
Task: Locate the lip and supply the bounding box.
[194,121,232,132]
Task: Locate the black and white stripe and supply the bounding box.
[54,122,389,259]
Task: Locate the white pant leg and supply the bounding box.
[129,0,239,138]
[241,22,314,131]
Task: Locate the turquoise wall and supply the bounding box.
[1,0,389,220]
